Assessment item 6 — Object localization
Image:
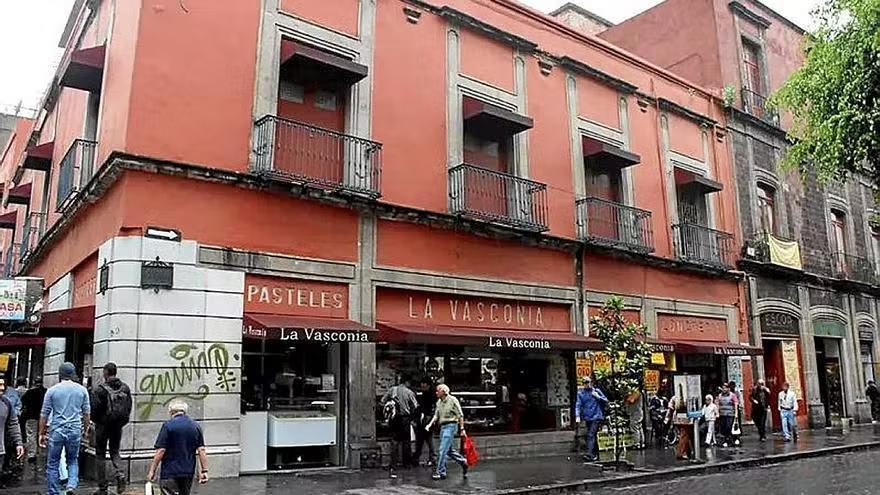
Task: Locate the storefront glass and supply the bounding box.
[376,344,573,437]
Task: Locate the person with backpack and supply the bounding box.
[92,363,132,495]
[381,374,419,477]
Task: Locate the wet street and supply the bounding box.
[592,450,880,495]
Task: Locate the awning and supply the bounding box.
[0,211,17,230]
[583,137,640,170]
[671,341,762,356]
[243,313,377,343]
[6,183,32,206]
[0,336,46,348]
[463,96,533,141]
[378,322,602,351]
[280,39,368,86]
[38,306,96,338]
[674,167,723,195]
[60,45,106,93]
[23,141,54,171]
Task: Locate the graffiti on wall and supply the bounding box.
[136,343,240,420]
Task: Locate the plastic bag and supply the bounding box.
[462,435,480,467]
[145,481,154,495]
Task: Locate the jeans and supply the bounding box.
[160,477,194,495]
[436,423,466,477]
[47,428,81,495]
[704,420,715,445]
[95,423,125,490]
[752,407,768,439]
[718,416,734,444]
[583,420,601,459]
[781,409,796,440]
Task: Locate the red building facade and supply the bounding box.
[0,0,752,476]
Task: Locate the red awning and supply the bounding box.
[280,39,368,86]
[671,340,762,356]
[674,167,723,195]
[378,322,601,351]
[583,136,640,170]
[6,183,31,206]
[23,141,54,171]
[38,306,96,338]
[243,313,377,343]
[0,336,46,348]
[462,96,533,141]
[60,45,106,92]
[0,211,17,230]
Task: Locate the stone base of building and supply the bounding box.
[807,402,827,429]
[853,400,872,424]
[79,448,242,482]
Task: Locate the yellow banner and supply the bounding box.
[0,354,9,372]
[576,358,592,381]
[651,352,667,365]
[767,233,802,270]
[644,369,660,393]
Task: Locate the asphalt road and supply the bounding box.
[591,449,880,495]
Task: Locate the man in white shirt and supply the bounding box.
[778,382,798,442]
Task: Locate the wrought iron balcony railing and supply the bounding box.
[743,231,803,270]
[252,115,382,198]
[56,139,97,212]
[832,252,877,285]
[576,197,654,253]
[448,163,549,232]
[672,223,735,269]
[19,212,46,260]
[741,88,779,125]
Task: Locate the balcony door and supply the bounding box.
[831,209,847,274]
[677,187,713,261]
[462,128,513,222]
[585,161,623,241]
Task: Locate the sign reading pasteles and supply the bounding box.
[375,288,572,332]
[244,274,348,318]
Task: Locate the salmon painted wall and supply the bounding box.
[666,112,705,161]
[627,101,671,257]
[599,0,723,90]
[584,253,740,305]
[577,76,621,130]
[459,27,515,92]
[124,0,260,171]
[119,171,360,262]
[376,219,575,286]
[280,0,360,38]
[372,4,448,212]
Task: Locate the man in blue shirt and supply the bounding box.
[39,362,90,495]
[574,376,607,462]
[147,400,208,495]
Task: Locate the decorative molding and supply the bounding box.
[728,1,772,30]
[658,98,716,127]
[403,6,422,24]
[537,57,553,76]
[439,6,537,52]
[559,56,638,94]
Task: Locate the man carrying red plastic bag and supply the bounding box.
[425,384,475,480]
[462,434,479,468]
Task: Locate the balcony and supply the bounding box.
[448,164,549,232]
[741,88,779,126]
[832,252,877,285]
[252,115,382,198]
[19,212,46,260]
[672,223,735,269]
[744,232,803,270]
[56,139,97,212]
[576,197,654,254]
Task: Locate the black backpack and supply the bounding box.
[102,383,132,425]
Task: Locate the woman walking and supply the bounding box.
[701,394,718,446]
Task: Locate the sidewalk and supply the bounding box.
[6,425,880,495]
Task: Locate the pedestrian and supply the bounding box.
[39,362,91,495]
[715,383,738,447]
[20,378,46,474]
[701,394,718,446]
[425,384,468,480]
[146,401,209,495]
[574,376,608,461]
[0,377,24,487]
[92,363,133,495]
[3,377,22,420]
[381,374,419,476]
[412,377,436,467]
[749,379,771,441]
[778,382,798,442]
[625,390,644,449]
[648,389,668,447]
[865,379,880,424]
[2,376,24,479]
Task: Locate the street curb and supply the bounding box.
[496,441,880,494]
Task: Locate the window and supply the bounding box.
[742,39,764,95]
[871,224,880,272]
[756,183,776,234]
[831,209,847,254]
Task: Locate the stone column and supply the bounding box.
[798,286,826,428]
[42,275,73,386]
[94,236,244,479]
[844,295,869,423]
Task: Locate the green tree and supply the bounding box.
[771,0,880,183]
[590,297,653,467]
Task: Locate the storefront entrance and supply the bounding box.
[815,337,846,426]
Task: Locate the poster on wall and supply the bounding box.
[727,356,744,403]
[0,279,26,321]
[576,357,592,381]
[644,369,660,394]
[781,340,803,400]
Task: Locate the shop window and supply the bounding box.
[756,182,776,235]
[376,345,572,437]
